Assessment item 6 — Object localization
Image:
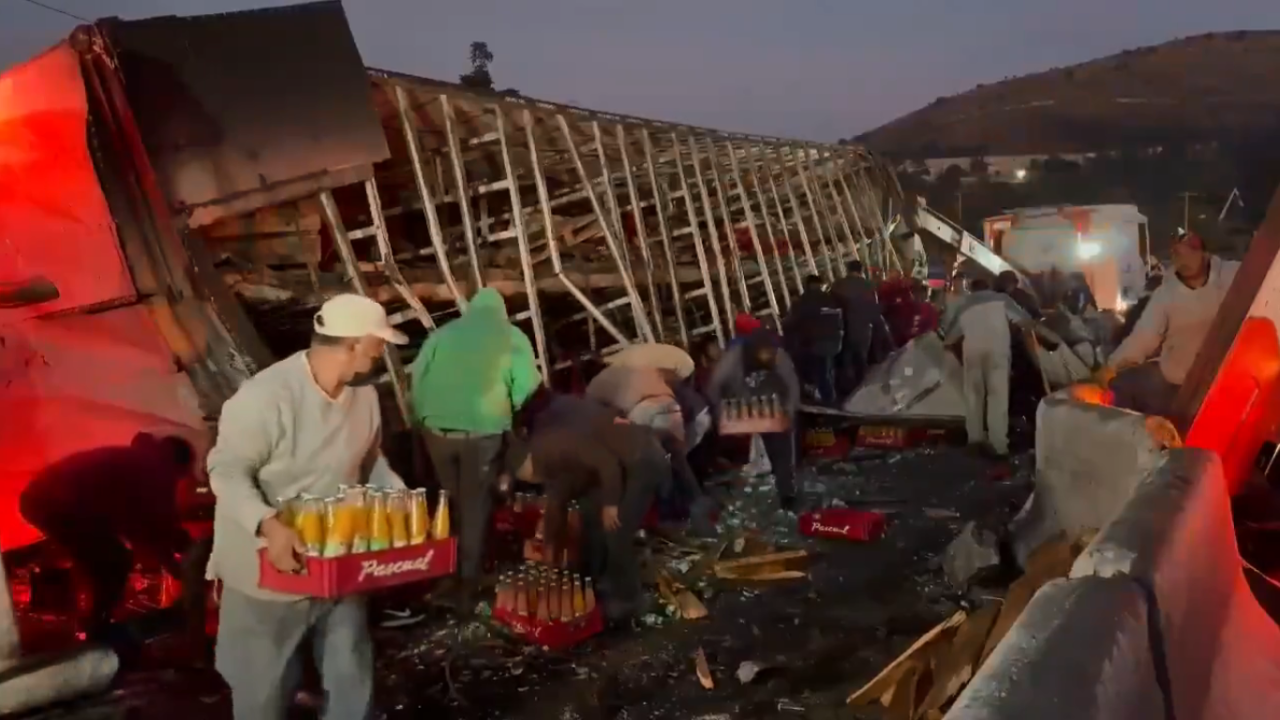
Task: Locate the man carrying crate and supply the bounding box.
[205,294,409,720]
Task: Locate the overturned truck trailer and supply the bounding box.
[0,0,902,553]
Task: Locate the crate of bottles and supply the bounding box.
[491,563,604,650]
[719,395,791,436]
[258,485,457,598]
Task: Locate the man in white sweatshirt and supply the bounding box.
[206,294,409,720]
[1102,233,1240,418]
[943,278,1035,458]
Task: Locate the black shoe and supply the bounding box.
[779,495,798,513]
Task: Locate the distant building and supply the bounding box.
[899,143,1218,184]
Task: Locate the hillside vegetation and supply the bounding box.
[858,31,1280,157]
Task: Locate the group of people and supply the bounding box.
[19,229,1236,718]
[200,287,804,718]
[781,260,940,407]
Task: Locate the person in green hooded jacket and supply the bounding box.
[408,287,541,602]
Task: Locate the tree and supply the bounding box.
[459,41,495,91]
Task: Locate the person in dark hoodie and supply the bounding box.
[511,395,668,620]
[830,260,881,393]
[20,432,200,640]
[995,270,1042,320]
[705,329,802,510]
[783,274,846,404]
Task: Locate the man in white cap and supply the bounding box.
[206,293,409,720]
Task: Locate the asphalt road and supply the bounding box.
[26,446,1032,720]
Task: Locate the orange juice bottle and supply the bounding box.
[408,488,431,545]
[275,496,297,529]
[296,495,325,556]
[367,490,391,552]
[431,490,451,540]
[323,496,352,558]
[584,578,597,613]
[387,490,410,548]
[345,486,369,554]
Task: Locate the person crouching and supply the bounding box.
[510,406,668,621]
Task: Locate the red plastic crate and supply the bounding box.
[493,605,604,650]
[258,538,457,598]
[798,508,887,542]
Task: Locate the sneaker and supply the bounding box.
[379,607,425,628]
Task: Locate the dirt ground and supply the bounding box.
[25,446,1032,720]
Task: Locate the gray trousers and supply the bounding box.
[423,429,504,581]
[216,588,373,720]
[1110,362,1179,419]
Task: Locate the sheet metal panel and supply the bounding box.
[0,43,136,320]
[105,1,389,225]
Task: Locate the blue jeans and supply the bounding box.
[798,353,838,404]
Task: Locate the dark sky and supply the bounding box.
[4,0,1279,141]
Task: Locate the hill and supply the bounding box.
[857,31,1280,158]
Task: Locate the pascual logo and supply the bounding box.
[358,550,436,582]
[810,521,851,536]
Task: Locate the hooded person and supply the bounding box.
[206,293,410,720]
[942,278,1035,458]
[830,260,881,392]
[783,274,846,404]
[705,328,803,510]
[1099,232,1240,418]
[995,270,1042,320]
[408,287,541,601]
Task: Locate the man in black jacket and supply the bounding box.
[513,397,668,620]
[783,275,846,404]
[830,260,882,393]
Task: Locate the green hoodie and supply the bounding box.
[408,288,541,434]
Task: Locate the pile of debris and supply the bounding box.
[847,529,1096,719]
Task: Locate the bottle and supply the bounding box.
[296,495,325,557]
[387,490,410,549]
[367,490,391,551]
[275,496,297,529]
[535,581,551,622]
[322,497,349,558]
[770,393,781,417]
[559,579,574,622]
[432,490,451,540]
[572,576,586,616]
[408,488,431,545]
[345,486,369,553]
[584,578,597,614]
[529,570,540,612]
[547,574,561,620]
[513,493,525,512]
[515,576,529,617]
[495,574,510,612]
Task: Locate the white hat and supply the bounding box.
[313,294,408,345]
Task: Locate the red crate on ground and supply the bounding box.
[492,606,604,650]
[798,508,887,542]
[258,538,457,598]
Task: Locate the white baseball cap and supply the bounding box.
[313,294,409,345]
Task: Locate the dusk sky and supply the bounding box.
[4,0,1279,141]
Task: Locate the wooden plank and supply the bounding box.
[847,610,966,705]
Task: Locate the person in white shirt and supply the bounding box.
[206,294,409,720]
[943,277,1035,458]
[1101,232,1240,418]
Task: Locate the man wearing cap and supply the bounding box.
[206,293,409,720]
[1099,232,1240,418]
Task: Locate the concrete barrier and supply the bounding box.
[949,405,1280,719]
[948,575,1163,720]
[1010,393,1166,565]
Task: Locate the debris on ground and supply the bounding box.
[713,550,810,581]
[735,661,764,684]
[848,530,1096,718]
[694,648,714,689]
[942,521,1002,588]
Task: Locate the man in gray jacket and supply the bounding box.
[206,294,409,720]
